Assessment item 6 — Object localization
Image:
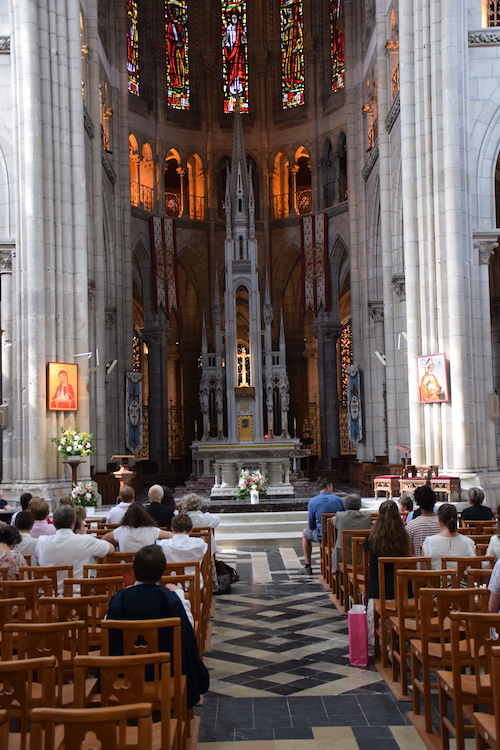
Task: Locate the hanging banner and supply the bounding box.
[347,365,362,446]
[125,371,143,454]
[149,216,179,315]
[300,213,329,314]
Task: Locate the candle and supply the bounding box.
[194,420,198,433]
[293,418,297,432]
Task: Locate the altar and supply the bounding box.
[191,441,300,498]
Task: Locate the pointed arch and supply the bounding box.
[272,151,290,218]
[187,153,205,220]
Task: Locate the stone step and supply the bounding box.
[216,510,307,548]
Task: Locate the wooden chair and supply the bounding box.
[466,567,494,587]
[30,702,154,750]
[0,577,52,619]
[163,560,206,647]
[74,653,176,750]
[160,573,202,654]
[389,568,456,697]
[2,619,87,706]
[460,519,497,534]
[348,537,369,606]
[0,596,26,656]
[84,561,135,586]
[473,645,500,750]
[441,555,495,587]
[320,512,337,584]
[0,655,56,750]
[0,709,7,748]
[373,556,432,668]
[39,593,109,648]
[101,617,187,750]
[438,611,500,750]
[18,564,73,596]
[337,529,367,613]
[410,586,490,734]
[103,550,136,564]
[64,574,125,599]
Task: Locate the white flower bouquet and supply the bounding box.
[236,469,268,500]
[71,480,99,507]
[52,427,96,458]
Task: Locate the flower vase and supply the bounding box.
[85,506,96,516]
[250,489,259,505]
[67,456,83,464]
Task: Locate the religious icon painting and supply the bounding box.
[347,365,362,446]
[47,363,78,411]
[417,353,450,403]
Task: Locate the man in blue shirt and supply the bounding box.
[302,478,344,574]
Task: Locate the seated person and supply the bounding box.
[181,493,221,553]
[35,505,114,593]
[14,511,39,561]
[332,494,372,573]
[0,489,14,511]
[106,485,135,524]
[486,511,500,561]
[422,503,475,568]
[105,544,209,709]
[28,497,56,538]
[398,496,413,522]
[102,502,172,552]
[0,526,27,578]
[405,485,440,555]
[10,492,33,526]
[144,484,176,529]
[157,513,208,586]
[461,487,494,521]
[74,506,87,534]
[302,478,345,575]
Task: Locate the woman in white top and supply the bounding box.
[422,503,476,569]
[486,515,500,561]
[103,502,172,552]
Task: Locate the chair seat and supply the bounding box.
[473,712,497,743]
[375,475,400,479]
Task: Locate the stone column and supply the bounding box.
[368,301,387,457]
[10,0,89,495]
[314,321,341,467]
[142,327,169,473]
[0,247,13,482]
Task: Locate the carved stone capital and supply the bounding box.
[474,236,499,265]
[0,249,13,274]
[368,301,384,323]
[0,36,10,54]
[313,322,342,342]
[392,274,406,301]
[141,327,163,347]
[105,306,117,329]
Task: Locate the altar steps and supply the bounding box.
[215,510,308,549]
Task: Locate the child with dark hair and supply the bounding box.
[14,511,38,560]
[0,525,26,578]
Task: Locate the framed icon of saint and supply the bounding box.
[417,353,449,403]
[47,363,78,411]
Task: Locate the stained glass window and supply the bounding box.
[340,320,352,404]
[280,0,305,108]
[127,0,139,95]
[330,0,345,91]
[165,1,190,109]
[221,1,249,112]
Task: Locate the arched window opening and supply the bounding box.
[218,157,231,220]
[294,147,312,215]
[273,152,290,218]
[386,8,399,99]
[129,135,140,207]
[322,140,335,208]
[280,0,305,108]
[485,1,500,26]
[187,153,205,219]
[330,0,345,91]
[337,132,348,202]
[165,0,190,109]
[127,0,140,95]
[236,286,250,385]
[141,143,155,212]
[164,149,182,217]
[221,1,249,112]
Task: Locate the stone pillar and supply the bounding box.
[142,327,169,473]
[368,301,387,457]
[10,0,89,494]
[314,321,341,467]
[0,247,13,482]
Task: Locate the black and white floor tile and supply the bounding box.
[195,547,427,749]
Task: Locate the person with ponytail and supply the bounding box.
[422,503,475,569]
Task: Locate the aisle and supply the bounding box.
[195,547,426,749]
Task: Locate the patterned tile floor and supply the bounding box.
[195,547,428,750]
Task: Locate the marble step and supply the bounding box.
[216,510,308,548]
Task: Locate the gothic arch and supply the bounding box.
[0,143,10,237]
[471,87,500,227]
[272,151,290,217]
[187,152,205,219]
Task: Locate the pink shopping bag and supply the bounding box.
[348,604,368,667]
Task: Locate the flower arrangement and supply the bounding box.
[71,481,99,508]
[236,469,268,500]
[52,427,96,458]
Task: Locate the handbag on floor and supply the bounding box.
[348,603,368,667]
[215,559,239,583]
